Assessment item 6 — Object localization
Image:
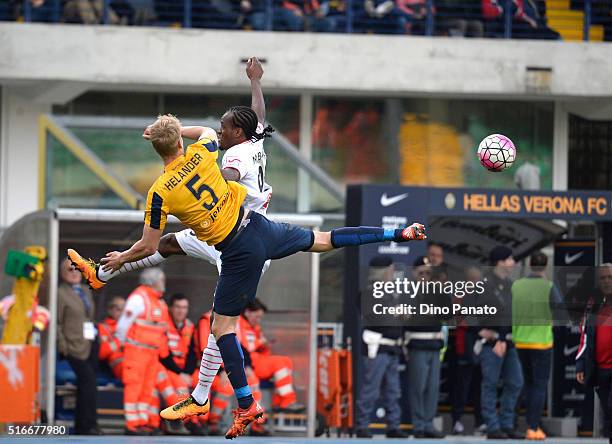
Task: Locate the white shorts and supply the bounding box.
[173,229,271,276]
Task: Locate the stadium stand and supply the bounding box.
[3,0,609,40]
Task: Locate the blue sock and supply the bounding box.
[330,226,406,248]
[217,333,254,409]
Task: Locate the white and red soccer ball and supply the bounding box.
[477,134,517,172]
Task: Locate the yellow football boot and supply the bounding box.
[160,396,209,421]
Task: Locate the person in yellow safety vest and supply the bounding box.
[97,296,125,379]
[116,268,178,435]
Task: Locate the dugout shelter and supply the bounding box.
[0,208,322,436]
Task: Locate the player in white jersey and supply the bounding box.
[173,118,273,273]
[82,57,273,289]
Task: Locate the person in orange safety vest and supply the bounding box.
[236,298,304,412]
[116,268,179,435]
[195,310,267,435]
[156,293,204,435]
[98,296,125,379]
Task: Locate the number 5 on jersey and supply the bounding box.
[186,174,219,210]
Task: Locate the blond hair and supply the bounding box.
[149,114,181,158]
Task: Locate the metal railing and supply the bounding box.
[10,0,607,42]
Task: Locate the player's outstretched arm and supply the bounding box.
[181,126,216,141]
[246,57,265,123]
[143,124,215,141]
[308,223,427,253]
[101,224,162,272]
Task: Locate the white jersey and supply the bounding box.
[174,123,272,275]
[221,123,272,215]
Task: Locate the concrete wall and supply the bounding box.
[0,87,50,227]
[1,22,612,225]
[2,23,612,98]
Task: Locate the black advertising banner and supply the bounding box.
[345,185,611,429]
[428,188,612,221]
[552,241,595,426]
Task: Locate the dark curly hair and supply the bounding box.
[227,106,275,142]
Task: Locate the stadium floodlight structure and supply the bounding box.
[0,208,322,437]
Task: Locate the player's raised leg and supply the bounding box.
[67,233,182,289]
[158,218,426,434]
[308,223,426,252]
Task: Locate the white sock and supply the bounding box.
[191,334,222,404]
[98,251,165,281]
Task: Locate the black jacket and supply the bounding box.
[476,271,513,344]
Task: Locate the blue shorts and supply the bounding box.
[213,211,314,316]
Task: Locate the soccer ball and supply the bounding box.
[477,134,517,172]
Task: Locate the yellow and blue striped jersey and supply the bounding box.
[144,136,247,245]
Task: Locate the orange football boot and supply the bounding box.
[401,223,427,241]
[225,401,265,439]
[67,249,106,290]
[526,428,546,440]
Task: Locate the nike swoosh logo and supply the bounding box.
[380,193,409,207]
[564,344,579,356]
[565,251,584,265]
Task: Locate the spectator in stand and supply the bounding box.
[354,0,407,34]
[436,0,484,36]
[118,0,149,25]
[236,298,304,412]
[299,0,338,31]
[355,256,409,439]
[98,296,125,380]
[0,0,12,21]
[395,0,432,34]
[318,0,347,32]
[449,266,484,435]
[511,0,560,39]
[18,0,58,22]
[192,0,246,29]
[512,251,564,440]
[62,0,123,24]
[405,256,447,439]
[57,258,100,435]
[576,263,612,444]
[250,0,304,31]
[242,0,267,28]
[591,0,612,41]
[481,0,504,36]
[476,246,524,440]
